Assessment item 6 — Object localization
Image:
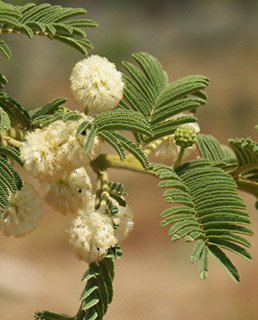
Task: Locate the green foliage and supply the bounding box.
[0,1,97,58]
[79,259,114,320]
[228,137,258,177]
[78,109,152,169]
[93,109,153,136]
[0,145,23,166]
[32,104,82,127]
[120,52,209,144]
[0,90,31,129]
[31,98,67,120]
[34,311,73,320]
[0,0,257,317]
[197,133,237,171]
[35,259,115,320]
[152,160,253,282]
[197,134,258,202]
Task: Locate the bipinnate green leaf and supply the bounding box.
[152,160,253,281]
[120,52,209,144]
[0,2,98,58]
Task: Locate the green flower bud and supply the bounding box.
[174,124,197,148]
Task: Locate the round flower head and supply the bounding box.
[67,208,117,264]
[113,205,134,243]
[44,167,92,215]
[20,128,58,181]
[70,55,124,113]
[0,183,43,237]
[20,116,102,182]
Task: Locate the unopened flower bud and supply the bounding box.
[174,124,197,148]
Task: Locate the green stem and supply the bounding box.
[0,27,52,38]
[236,178,258,200]
[91,154,156,177]
[228,164,258,178]
[173,147,185,169]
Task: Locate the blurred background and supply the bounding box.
[0,0,258,319]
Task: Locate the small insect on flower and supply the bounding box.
[70,55,124,113]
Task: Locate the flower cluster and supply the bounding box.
[20,116,102,182]
[0,55,133,265]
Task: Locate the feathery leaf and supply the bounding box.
[0,2,97,58]
[120,52,209,144]
[152,159,253,281]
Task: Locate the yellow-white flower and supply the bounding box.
[20,117,102,182]
[113,205,134,243]
[44,167,92,215]
[70,55,124,113]
[0,183,43,238]
[67,208,117,264]
[20,128,57,181]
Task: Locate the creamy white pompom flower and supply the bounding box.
[67,208,117,264]
[44,167,92,215]
[70,55,124,113]
[0,183,43,238]
[20,116,102,182]
[113,205,134,243]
